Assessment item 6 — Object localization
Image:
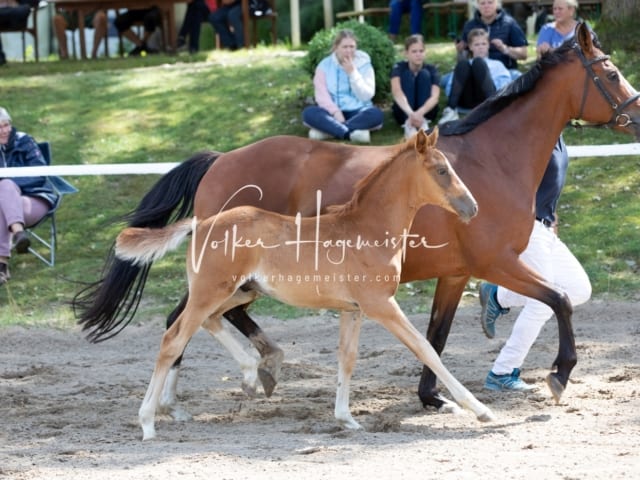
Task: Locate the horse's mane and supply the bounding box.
[326,140,414,216]
[439,34,595,136]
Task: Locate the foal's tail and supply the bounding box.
[115,219,194,266]
[72,151,219,343]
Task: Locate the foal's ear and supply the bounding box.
[576,22,593,55]
[415,128,428,154]
[427,126,439,148]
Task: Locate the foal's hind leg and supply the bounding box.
[140,303,210,440]
[362,297,495,423]
[160,294,194,421]
[224,305,284,397]
[199,290,263,397]
[334,311,363,429]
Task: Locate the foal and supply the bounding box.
[116,130,492,440]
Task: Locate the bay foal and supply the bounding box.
[115,130,491,440]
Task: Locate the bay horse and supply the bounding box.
[114,130,491,440]
[74,24,640,419]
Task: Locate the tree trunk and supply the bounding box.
[601,0,640,22]
[596,0,639,53]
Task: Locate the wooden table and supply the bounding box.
[49,0,187,59]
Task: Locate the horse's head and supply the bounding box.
[570,22,640,139]
[414,128,478,223]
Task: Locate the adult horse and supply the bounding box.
[115,130,493,440]
[74,24,640,418]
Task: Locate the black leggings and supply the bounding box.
[448,58,496,110]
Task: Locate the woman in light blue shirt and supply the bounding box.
[537,0,581,55]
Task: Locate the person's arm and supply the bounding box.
[14,135,47,191]
[391,75,414,116]
[313,68,343,122]
[415,83,440,118]
[536,25,553,58]
[491,39,527,60]
[347,51,375,101]
[488,59,512,90]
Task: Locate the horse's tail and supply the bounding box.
[72,150,220,343]
[115,219,194,265]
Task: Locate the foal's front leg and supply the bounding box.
[334,311,363,429]
[362,297,495,423]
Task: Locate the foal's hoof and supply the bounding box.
[258,349,284,397]
[241,381,257,398]
[477,408,496,423]
[437,397,463,416]
[546,373,565,404]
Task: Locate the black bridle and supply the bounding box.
[574,42,640,128]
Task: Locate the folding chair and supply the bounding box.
[25,142,78,267]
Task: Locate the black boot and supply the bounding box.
[0,262,10,285]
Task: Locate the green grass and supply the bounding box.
[1,42,638,328]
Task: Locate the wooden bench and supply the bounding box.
[335,6,389,22]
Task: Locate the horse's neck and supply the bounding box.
[346,155,422,234]
[477,76,573,189]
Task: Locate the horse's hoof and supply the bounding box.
[241,381,257,398]
[437,398,463,416]
[546,373,565,404]
[477,408,496,423]
[169,406,193,422]
[258,368,277,397]
[141,426,157,441]
[258,349,284,397]
[338,417,363,430]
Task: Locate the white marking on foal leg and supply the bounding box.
[158,366,193,421]
[211,326,259,397]
[139,369,166,440]
[334,312,363,430]
[366,299,495,423]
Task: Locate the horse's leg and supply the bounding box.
[223,305,284,397]
[418,275,469,411]
[203,320,260,397]
[140,303,208,440]
[362,297,494,423]
[485,258,576,402]
[334,311,363,429]
[159,294,193,421]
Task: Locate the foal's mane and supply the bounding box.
[439,34,596,136]
[326,140,415,216]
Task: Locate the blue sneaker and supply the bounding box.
[479,282,509,339]
[484,368,538,392]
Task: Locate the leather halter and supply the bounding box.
[574,42,640,128]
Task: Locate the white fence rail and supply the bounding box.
[3,143,639,178]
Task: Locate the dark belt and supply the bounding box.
[536,217,553,228]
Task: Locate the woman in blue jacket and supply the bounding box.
[302,29,384,143]
[0,107,58,284]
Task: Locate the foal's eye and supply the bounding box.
[437,167,448,176]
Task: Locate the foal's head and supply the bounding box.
[413,129,478,223]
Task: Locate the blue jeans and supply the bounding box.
[209,2,244,50]
[302,106,384,139]
[388,0,423,36]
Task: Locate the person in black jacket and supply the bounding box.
[0,107,59,284]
